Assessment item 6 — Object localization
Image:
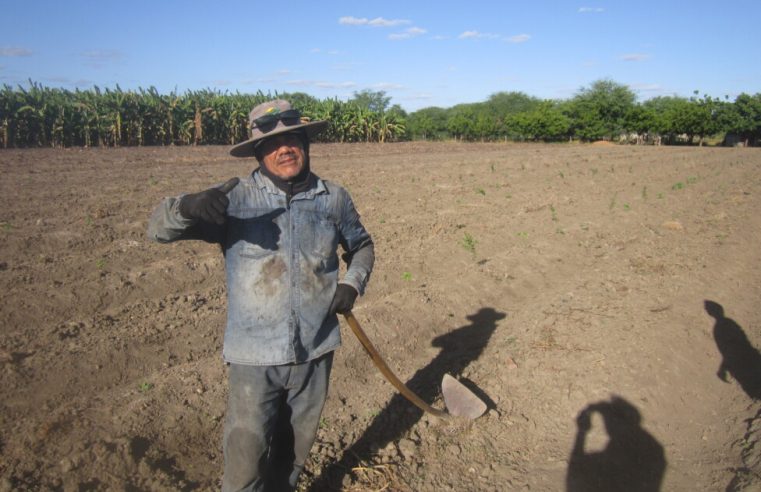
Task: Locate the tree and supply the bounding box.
[725,93,761,146]
[568,79,636,141]
[486,91,542,116]
[349,90,391,114]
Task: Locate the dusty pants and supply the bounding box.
[222,352,333,492]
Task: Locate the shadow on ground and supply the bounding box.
[309,307,506,491]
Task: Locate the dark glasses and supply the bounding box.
[252,109,302,133]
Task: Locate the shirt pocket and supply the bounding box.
[307,214,338,260]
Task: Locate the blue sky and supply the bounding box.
[1,0,759,111]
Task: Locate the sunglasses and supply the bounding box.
[252,109,302,133]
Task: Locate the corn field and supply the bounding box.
[0,83,407,148]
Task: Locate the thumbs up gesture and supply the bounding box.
[178,178,239,225]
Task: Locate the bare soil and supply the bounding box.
[1,142,760,491]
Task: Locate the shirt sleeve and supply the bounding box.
[337,191,374,296]
[146,194,225,245]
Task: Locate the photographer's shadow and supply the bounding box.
[566,396,666,492]
[706,300,761,400]
[309,307,506,491]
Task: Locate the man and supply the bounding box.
[147,99,374,491]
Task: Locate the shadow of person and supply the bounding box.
[566,396,666,492]
[706,300,761,400]
[308,307,506,491]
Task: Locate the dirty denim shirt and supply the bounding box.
[147,171,374,366]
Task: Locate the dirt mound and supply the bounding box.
[1,143,760,490]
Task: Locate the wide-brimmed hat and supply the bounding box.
[229,99,329,157]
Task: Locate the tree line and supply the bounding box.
[407,80,761,146]
[1,80,759,148]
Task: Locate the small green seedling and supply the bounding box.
[401,271,413,281]
[96,258,106,269]
[672,182,684,190]
[476,188,486,196]
[139,382,153,392]
[462,233,477,255]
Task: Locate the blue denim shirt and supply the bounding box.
[147,170,374,365]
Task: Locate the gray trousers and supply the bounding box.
[222,352,333,492]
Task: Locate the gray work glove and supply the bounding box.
[329,284,358,316]
[178,177,239,225]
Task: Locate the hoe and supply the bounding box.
[343,311,488,420]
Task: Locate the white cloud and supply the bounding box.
[389,27,427,40]
[0,47,33,57]
[316,81,357,89]
[310,48,321,53]
[620,53,650,62]
[286,79,357,90]
[506,34,531,43]
[458,31,500,40]
[371,82,404,90]
[578,7,605,13]
[339,16,410,27]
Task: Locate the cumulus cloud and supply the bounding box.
[506,34,531,43]
[339,16,410,27]
[0,47,33,57]
[620,53,651,62]
[578,7,605,13]
[389,27,427,40]
[458,31,500,40]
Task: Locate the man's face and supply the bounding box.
[259,133,306,180]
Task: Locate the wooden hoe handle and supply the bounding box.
[343,311,449,419]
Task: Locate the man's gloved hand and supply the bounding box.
[328,284,358,316]
[178,177,239,225]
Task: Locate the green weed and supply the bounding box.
[623,203,631,211]
[476,188,486,196]
[1,222,12,231]
[517,231,529,239]
[462,233,477,255]
[138,382,153,392]
[550,205,558,222]
[687,176,699,184]
[672,182,684,190]
[96,258,106,269]
[401,271,413,281]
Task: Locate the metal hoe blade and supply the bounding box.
[343,311,487,420]
[442,374,487,419]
